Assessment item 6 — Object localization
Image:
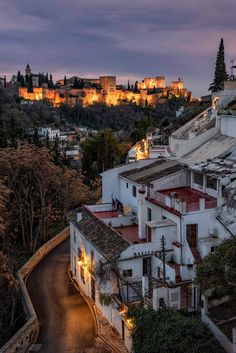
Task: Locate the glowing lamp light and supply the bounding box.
[118,304,128,315]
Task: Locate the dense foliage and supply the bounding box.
[209,38,228,92]
[130,307,224,353]
[0,146,91,253]
[0,252,23,347]
[196,235,236,297]
[82,129,129,180]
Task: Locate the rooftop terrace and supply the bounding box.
[148,187,217,214]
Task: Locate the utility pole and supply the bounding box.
[161,235,166,283]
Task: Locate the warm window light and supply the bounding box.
[78,259,83,265]
[126,318,134,330]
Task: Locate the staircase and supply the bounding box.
[191,247,202,266]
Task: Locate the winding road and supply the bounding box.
[26,239,107,353]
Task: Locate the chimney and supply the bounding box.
[138,186,146,240]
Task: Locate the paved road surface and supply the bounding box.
[27,239,107,353]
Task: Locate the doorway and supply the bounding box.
[186,224,198,247]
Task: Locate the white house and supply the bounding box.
[38,127,60,140]
[70,80,236,351]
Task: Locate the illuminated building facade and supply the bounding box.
[18,68,191,107]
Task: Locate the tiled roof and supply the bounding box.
[73,207,130,260]
[119,160,184,185]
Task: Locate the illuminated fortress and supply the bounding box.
[17,65,191,107]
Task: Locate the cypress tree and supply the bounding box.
[209,38,228,91]
[53,134,61,165]
[73,77,78,89]
[127,80,130,91]
[38,73,42,87]
[45,72,49,84]
[27,74,33,92]
[134,81,138,92]
[20,75,26,87]
[64,75,67,86]
[45,131,50,149]
[33,128,40,147]
[49,74,54,88]
[17,71,21,83]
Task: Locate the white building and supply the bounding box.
[38,127,60,140]
[70,80,236,351]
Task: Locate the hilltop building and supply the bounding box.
[17,65,192,107]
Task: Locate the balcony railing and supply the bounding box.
[149,190,217,214]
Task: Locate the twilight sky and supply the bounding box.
[1,0,236,96]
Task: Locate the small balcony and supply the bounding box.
[147,187,217,215]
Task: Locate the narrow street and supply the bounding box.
[26,239,107,353]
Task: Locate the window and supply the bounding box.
[186,224,198,247]
[159,298,165,308]
[143,257,151,276]
[170,291,179,303]
[147,207,152,222]
[207,177,217,190]
[73,231,76,243]
[132,185,137,197]
[194,172,203,185]
[123,269,132,277]
[90,250,94,273]
[126,182,129,189]
[146,226,152,242]
[211,246,218,252]
[74,255,77,275]
[78,247,82,259]
[91,277,95,301]
[80,266,85,284]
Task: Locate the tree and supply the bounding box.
[38,73,42,87]
[73,77,78,89]
[82,129,122,180]
[0,146,90,252]
[134,81,139,92]
[127,80,130,91]
[27,74,33,93]
[130,307,224,353]
[0,105,7,148]
[196,236,236,298]
[0,251,20,347]
[45,72,49,84]
[209,38,228,91]
[9,116,17,148]
[52,134,61,165]
[33,128,40,147]
[45,131,50,149]
[49,74,54,88]
[4,76,6,89]
[17,71,21,83]
[64,75,67,86]
[20,75,25,87]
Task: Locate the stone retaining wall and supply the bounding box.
[0,227,69,353]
